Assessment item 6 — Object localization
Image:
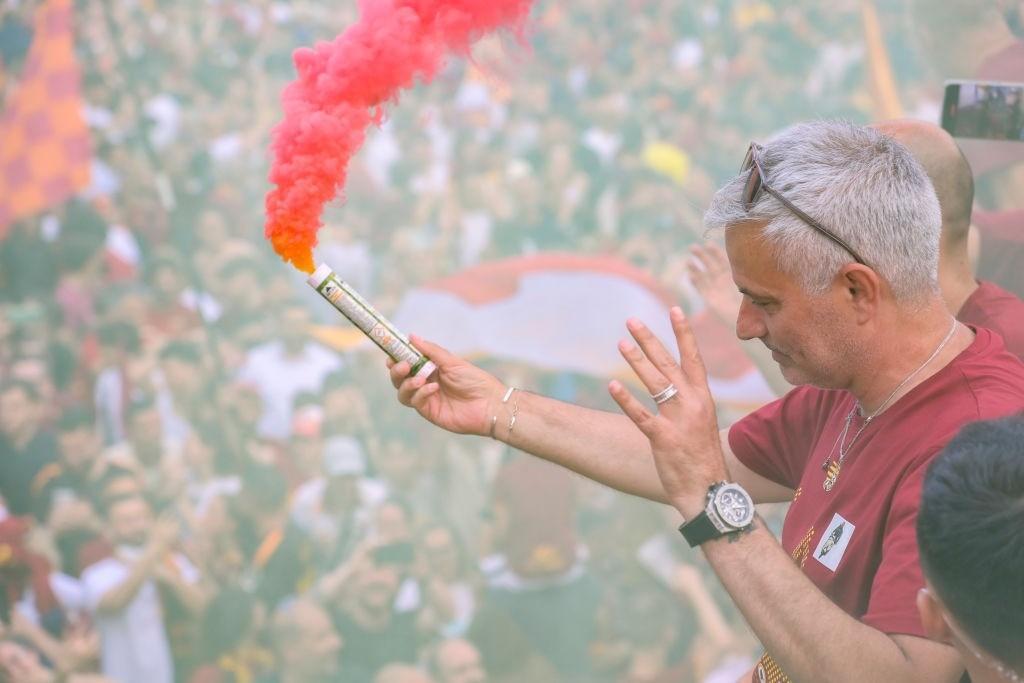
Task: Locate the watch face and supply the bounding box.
[713,484,755,529]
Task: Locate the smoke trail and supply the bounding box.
[265,0,533,273]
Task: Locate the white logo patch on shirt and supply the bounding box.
[813,512,855,572]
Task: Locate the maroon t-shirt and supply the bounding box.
[728,328,1024,682]
[958,280,1024,360]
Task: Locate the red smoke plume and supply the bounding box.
[265,0,533,273]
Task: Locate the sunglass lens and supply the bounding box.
[742,164,760,211]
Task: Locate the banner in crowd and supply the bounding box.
[0,0,90,237]
[390,253,775,408]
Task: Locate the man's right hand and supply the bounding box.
[686,243,742,326]
[387,336,505,437]
[147,514,181,557]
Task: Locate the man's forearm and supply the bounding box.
[496,391,669,503]
[695,518,961,683]
[97,553,158,614]
[162,572,207,615]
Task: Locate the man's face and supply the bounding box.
[324,386,368,432]
[0,386,37,439]
[725,221,862,389]
[59,425,101,472]
[437,640,487,683]
[280,306,310,353]
[286,604,343,679]
[153,265,183,298]
[128,406,163,450]
[107,496,153,547]
[353,559,402,613]
[372,440,419,486]
[422,527,459,581]
[222,269,261,310]
[161,357,202,397]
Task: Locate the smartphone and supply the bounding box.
[942,80,1024,142]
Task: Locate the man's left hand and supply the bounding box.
[608,306,729,519]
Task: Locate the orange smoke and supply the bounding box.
[265,0,534,273]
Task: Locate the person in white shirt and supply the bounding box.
[81,495,206,683]
[290,435,385,569]
[237,304,342,439]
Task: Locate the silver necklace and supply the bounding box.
[821,317,959,492]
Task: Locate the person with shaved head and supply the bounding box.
[872,119,1024,359]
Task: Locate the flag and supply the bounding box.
[860,0,903,121]
[389,253,775,409]
[0,0,90,237]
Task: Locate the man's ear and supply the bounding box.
[837,264,882,323]
[918,586,956,646]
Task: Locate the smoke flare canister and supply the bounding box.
[307,264,437,378]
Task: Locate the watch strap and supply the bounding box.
[678,512,719,548]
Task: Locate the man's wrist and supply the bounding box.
[483,383,509,438]
[672,465,737,520]
[671,476,721,521]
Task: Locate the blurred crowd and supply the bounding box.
[0,0,1019,682]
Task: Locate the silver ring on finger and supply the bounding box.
[651,384,679,405]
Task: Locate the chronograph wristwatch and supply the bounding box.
[678,481,755,547]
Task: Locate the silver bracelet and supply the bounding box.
[506,387,519,441]
[489,386,518,441]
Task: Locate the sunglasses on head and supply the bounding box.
[741,143,868,266]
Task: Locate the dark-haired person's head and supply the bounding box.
[218,257,264,313]
[343,540,408,618]
[279,303,312,355]
[322,367,369,434]
[126,394,164,464]
[159,340,205,397]
[104,494,154,548]
[0,379,41,442]
[237,464,288,519]
[146,250,186,301]
[56,200,107,273]
[917,415,1024,683]
[97,320,142,356]
[56,407,100,473]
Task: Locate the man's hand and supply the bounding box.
[607,307,728,518]
[147,514,180,558]
[387,336,505,437]
[687,243,742,326]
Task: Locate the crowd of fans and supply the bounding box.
[0,0,1019,682]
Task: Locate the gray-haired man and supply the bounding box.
[388,120,1024,682]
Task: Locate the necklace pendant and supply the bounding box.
[823,460,841,492]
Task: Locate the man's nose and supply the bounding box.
[735,298,767,341]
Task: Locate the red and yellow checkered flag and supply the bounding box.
[0,0,90,236]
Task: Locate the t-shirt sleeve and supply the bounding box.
[728,386,837,490]
[81,560,128,613]
[859,452,936,637]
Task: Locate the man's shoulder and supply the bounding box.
[910,328,1024,435]
[959,281,1024,360]
[244,341,284,364]
[82,554,126,576]
[961,280,1024,319]
[304,341,343,367]
[739,384,848,425]
[951,326,1024,389]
